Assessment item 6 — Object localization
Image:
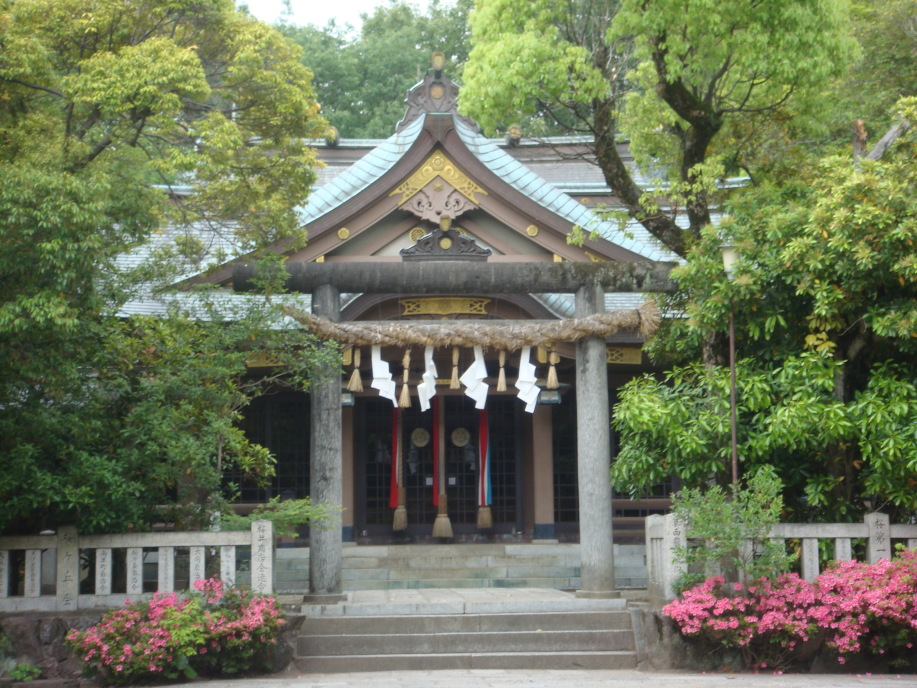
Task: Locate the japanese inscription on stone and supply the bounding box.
[127,548,143,595]
[96,548,112,596]
[25,550,40,597]
[220,546,236,587]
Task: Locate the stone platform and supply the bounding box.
[274,542,648,593]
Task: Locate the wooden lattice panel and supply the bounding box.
[400,297,491,316]
[606,346,643,365]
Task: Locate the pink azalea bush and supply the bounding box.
[66,578,285,684]
[663,549,917,671]
[812,551,917,663]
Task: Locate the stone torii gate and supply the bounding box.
[234,260,675,601]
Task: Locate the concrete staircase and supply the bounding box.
[293,589,637,672]
[275,543,647,592]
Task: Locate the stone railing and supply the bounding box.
[646,512,917,601]
[0,521,274,613]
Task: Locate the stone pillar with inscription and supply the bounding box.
[126,548,144,597]
[866,512,891,563]
[309,284,345,600]
[574,283,617,597]
[251,520,274,595]
[56,526,79,611]
[96,548,112,596]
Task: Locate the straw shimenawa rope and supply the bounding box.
[282,300,660,349]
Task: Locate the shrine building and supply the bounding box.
[171,62,681,597]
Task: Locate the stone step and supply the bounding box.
[300,610,632,634]
[302,594,627,617]
[293,650,638,672]
[293,589,638,673]
[300,628,634,656]
[338,577,582,592]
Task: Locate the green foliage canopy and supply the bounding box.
[283,0,472,139]
[461,0,858,254]
[0,0,333,534]
[614,100,917,521]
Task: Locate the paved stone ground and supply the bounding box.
[172,669,915,688]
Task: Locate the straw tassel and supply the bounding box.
[496,350,507,392]
[392,488,407,531]
[432,494,453,538]
[450,346,460,389]
[347,347,363,392]
[398,349,412,408]
[477,505,493,529]
[546,350,559,390]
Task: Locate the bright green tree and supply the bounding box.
[461,0,858,255]
[283,0,472,139]
[0,0,331,534]
[613,98,917,521]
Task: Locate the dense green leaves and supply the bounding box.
[462,0,857,253]
[0,0,331,534]
[614,100,917,521]
[282,0,472,138]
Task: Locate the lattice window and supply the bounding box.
[232,393,310,503]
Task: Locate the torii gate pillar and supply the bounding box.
[575,284,618,597]
[307,283,345,601]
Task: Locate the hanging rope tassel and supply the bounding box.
[496,350,507,392]
[450,346,460,389]
[392,408,407,531]
[432,495,453,538]
[347,347,363,392]
[398,349,412,408]
[546,349,559,390]
[393,488,407,531]
[476,408,493,529]
[431,397,453,538]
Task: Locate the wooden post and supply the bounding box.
[309,283,344,598]
[531,404,555,540]
[574,284,617,597]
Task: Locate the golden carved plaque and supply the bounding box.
[400,297,491,316]
[526,224,539,237]
[439,237,453,250]
[606,347,643,365]
[390,151,488,206]
[337,227,350,240]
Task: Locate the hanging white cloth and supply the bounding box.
[416,346,438,412]
[515,345,539,413]
[459,344,489,409]
[370,345,397,406]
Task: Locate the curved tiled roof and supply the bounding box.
[452,115,680,263]
[295,115,426,226]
